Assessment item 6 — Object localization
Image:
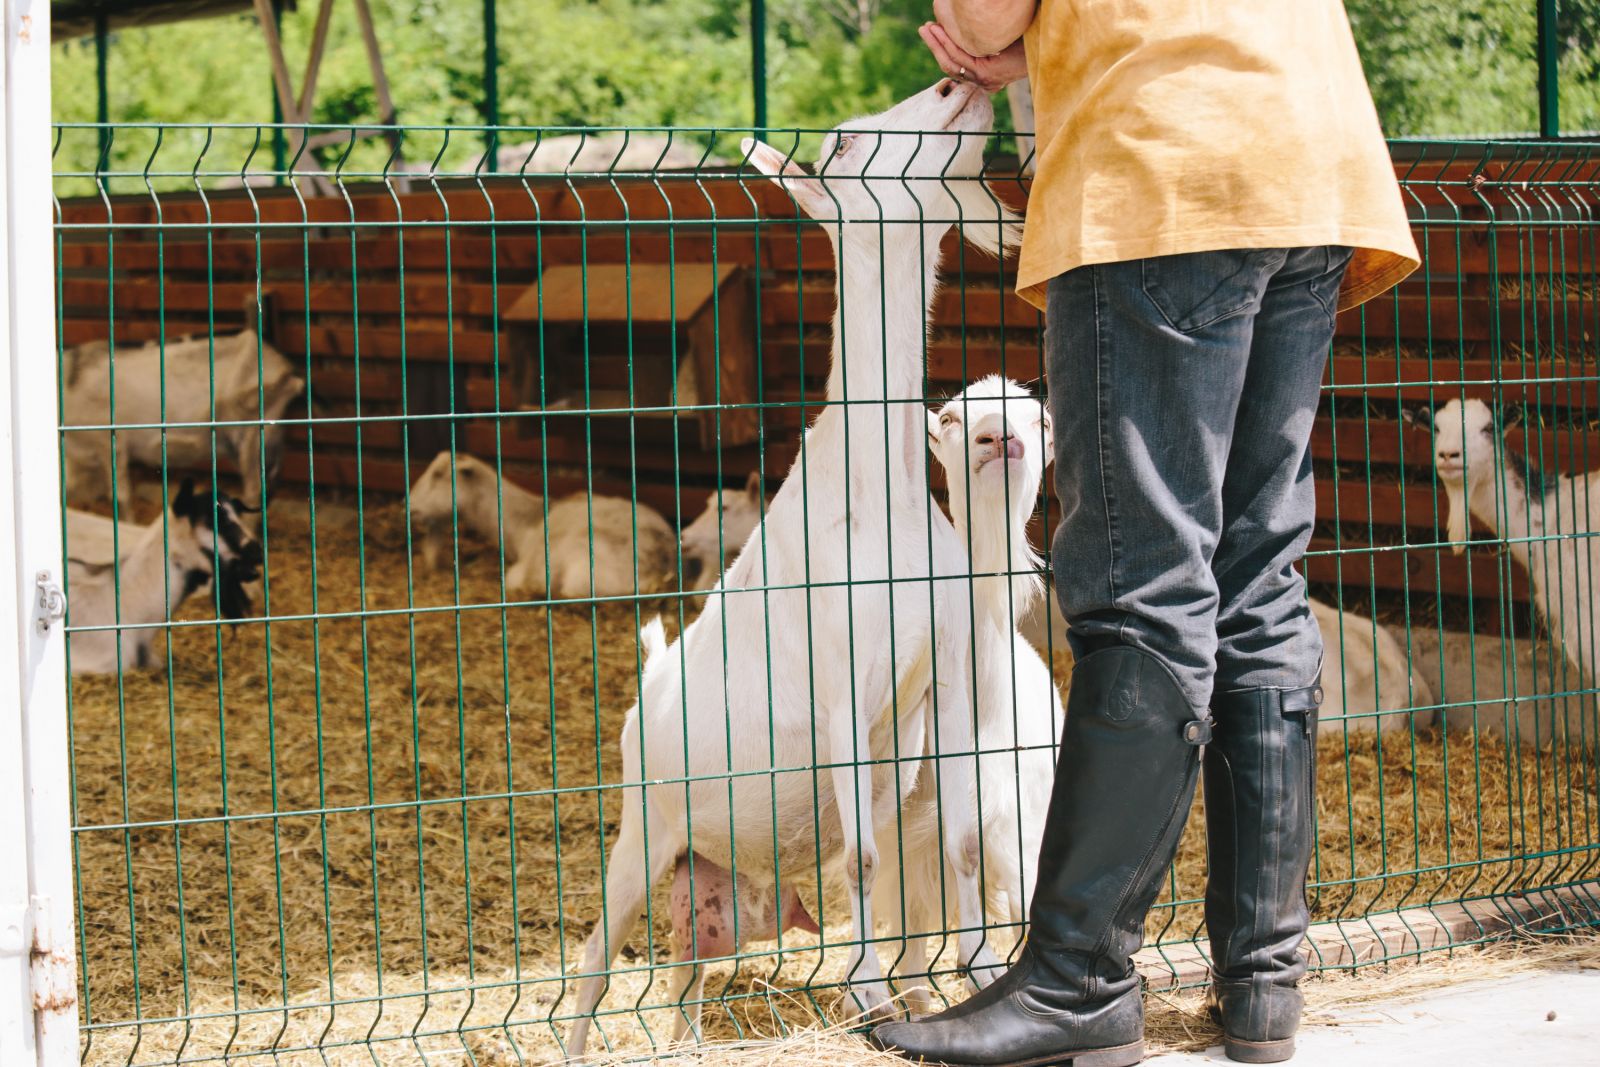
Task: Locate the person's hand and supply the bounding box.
[920,21,1028,94]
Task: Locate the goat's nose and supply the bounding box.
[1439,450,1460,461]
[937,78,957,98]
[974,432,996,448]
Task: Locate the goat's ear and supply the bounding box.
[1402,405,1433,431]
[949,179,1023,259]
[741,138,830,218]
[744,470,762,498]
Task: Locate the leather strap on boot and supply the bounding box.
[870,646,1205,1067]
[1204,679,1321,1063]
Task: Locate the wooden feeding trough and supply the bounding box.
[502,261,761,450]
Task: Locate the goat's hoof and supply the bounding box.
[844,982,899,1024]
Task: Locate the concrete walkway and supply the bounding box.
[1147,967,1600,1066]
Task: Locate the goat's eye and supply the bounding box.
[939,412,956,428]
[834,136,853,158]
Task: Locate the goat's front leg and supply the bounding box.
[932,626,1005,990]
[827,659,895,1021]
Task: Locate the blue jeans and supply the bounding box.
[1047,247,1353,711]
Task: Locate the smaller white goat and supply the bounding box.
[879,376,1065,1009]
[1310,599,1435,733]
[66,480,261,674]
[1413,399,1600,687]
[679,472,764,591]
[408,449,679,600]
[62,332,305,517]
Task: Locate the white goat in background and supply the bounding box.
[62,331,306,517]
[408,450,546,572]
[408,449,678,600]
[679,471,765,591]
[1416,399,1600,689]
[566,80,1019,1057]
[65,509,148,566]
[66,480,261,675]
[879,376,1064,1011]
[1311,599,1435,733]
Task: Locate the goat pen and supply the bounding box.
[43,123,1600,1065]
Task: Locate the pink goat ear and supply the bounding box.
[741,138,829,218]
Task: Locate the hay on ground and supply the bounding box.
[68,498,1599,1066]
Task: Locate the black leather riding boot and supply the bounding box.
[870,646,1210,1067]
[1203,680,1322,1063]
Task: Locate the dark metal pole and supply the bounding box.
[484,0,499,172]
[272,2,288,185]
[750,0,767,130]
[94,12,109,166]
[1536,0,1559,137]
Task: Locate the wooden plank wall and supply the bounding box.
[53,154,1600,609]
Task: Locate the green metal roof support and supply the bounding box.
[483,0,499,171]
[1536,0,1559,137]
[751,0,767,130]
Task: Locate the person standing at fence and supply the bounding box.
[873,3,1419,1066]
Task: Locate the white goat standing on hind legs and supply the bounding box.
[1413,398,1600,694]
[877,377,1065,1013]
[564,79,1020,1058]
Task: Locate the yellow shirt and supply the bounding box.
[1018,0,1419,312]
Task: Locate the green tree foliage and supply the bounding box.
[50,0,1600,184]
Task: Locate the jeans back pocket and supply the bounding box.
[1140,248,1289,335]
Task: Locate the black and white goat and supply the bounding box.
[66,480,261,674]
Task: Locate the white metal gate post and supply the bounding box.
[2,0,79,1063]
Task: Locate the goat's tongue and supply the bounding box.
[1004,438,1025,459]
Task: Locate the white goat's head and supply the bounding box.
[928,376,1051,614]
[928,375,1052,517]
[679,471,763,591]
[410,450,496,526]
[410,450,502,570]
[741,80,1020,258]
[1409,398,1500,554]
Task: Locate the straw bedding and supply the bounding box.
[67,498,1598,1066]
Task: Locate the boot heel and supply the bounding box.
[1222,1034,1294,1063]
[1070,1040,1145,1067]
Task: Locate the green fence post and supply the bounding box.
[750,0,767,130]
[1536,0,1559,137]
[94,12,109,167]
[483,0,499,171]
[271,2,287,185]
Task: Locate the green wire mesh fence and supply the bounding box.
[51,121,1600,1066]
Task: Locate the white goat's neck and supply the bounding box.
[946,468,1043,629]
[823,225,944,476]
[1461,455,1535,569]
